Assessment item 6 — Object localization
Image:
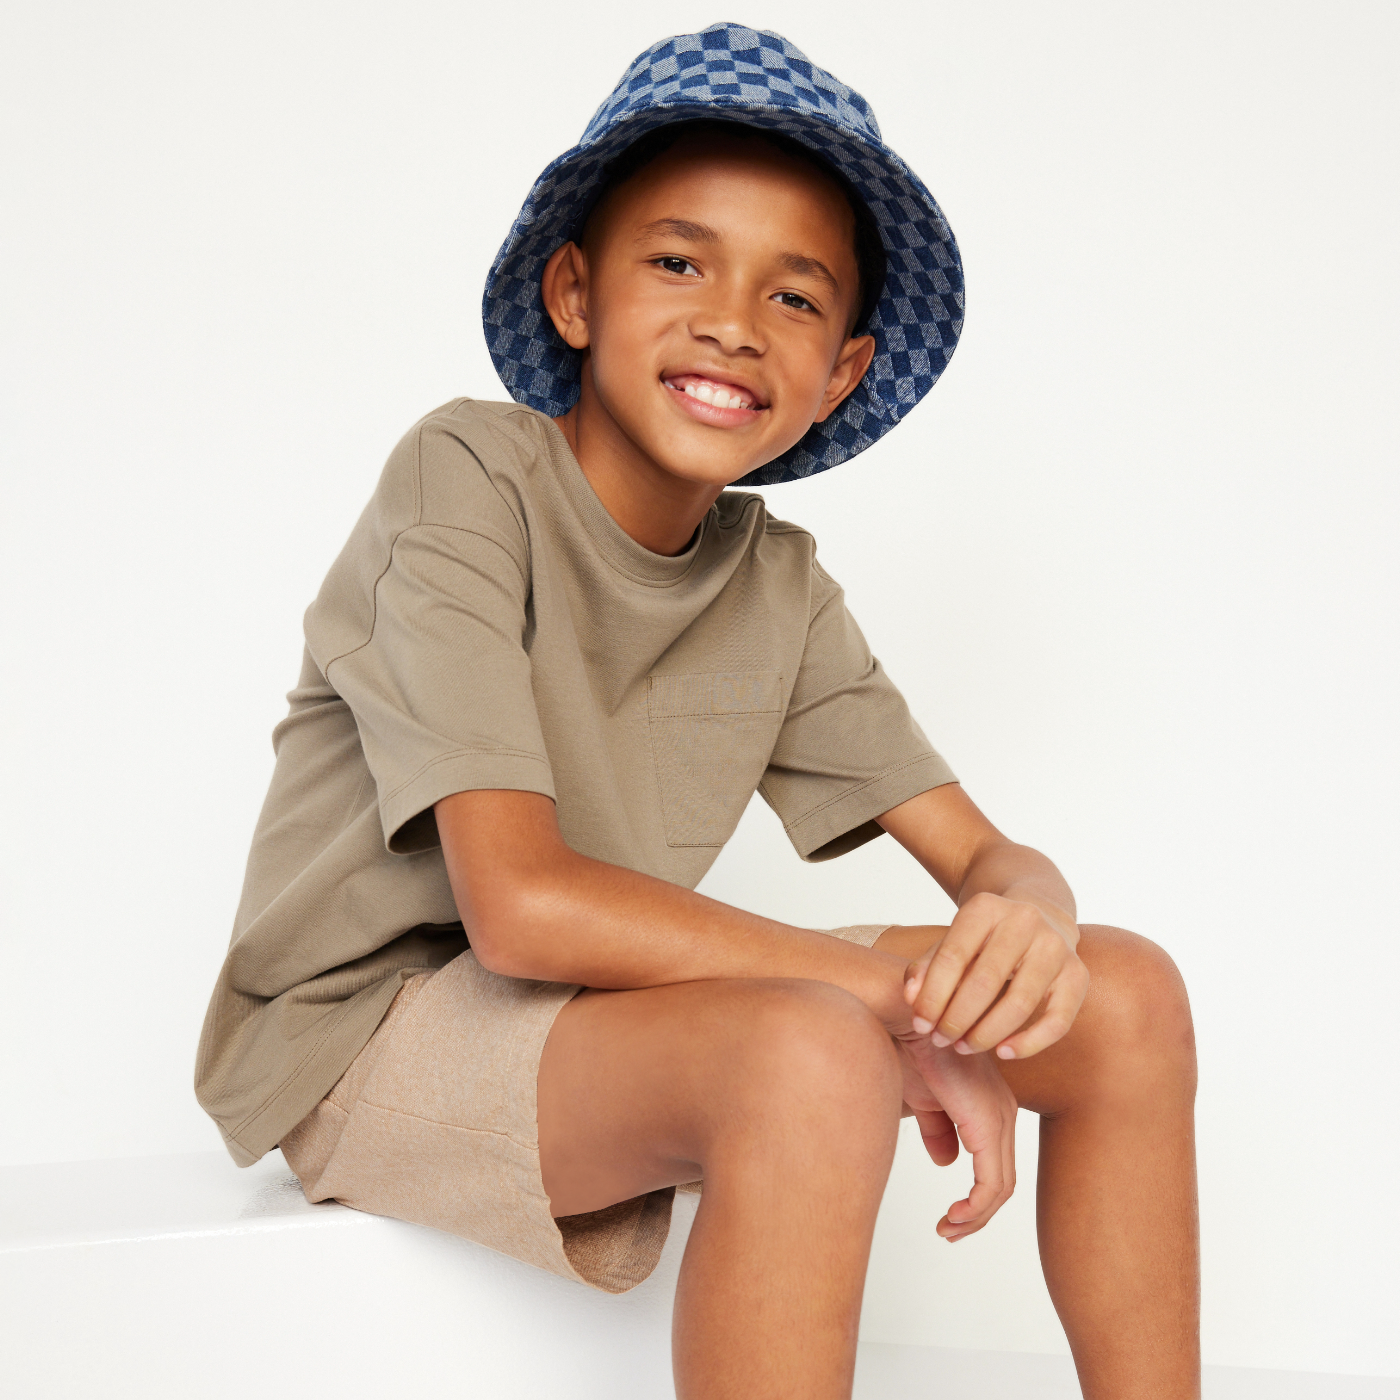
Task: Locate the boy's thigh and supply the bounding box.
[537,976,896,1219]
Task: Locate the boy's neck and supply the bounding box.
[553,372,726,558]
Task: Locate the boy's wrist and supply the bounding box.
[853,945,923,1033]
[797,928,915,1033]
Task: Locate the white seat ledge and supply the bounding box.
[5,1152,1394,1399]
[1,1150,696,1400]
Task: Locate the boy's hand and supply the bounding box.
[904,892,1088,1060]
[894,1031,1017,1240]
[876,785,1088,1060]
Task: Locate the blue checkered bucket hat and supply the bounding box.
[482,22,964,486]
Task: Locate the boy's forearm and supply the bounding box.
[877,784,1076,936]
[437,794,911,1026]
[511,857,906,1015]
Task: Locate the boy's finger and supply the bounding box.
[942,1129,1014,1237]
[913,1107,959,1166]
[902,945,938,1004]
[939,1202,983,1239]
[954,944,1065,1053]
[927,926,1037,1048]
[994,970,1090,1060]
[907,910,998,1034]
[946,1114,1013,1229]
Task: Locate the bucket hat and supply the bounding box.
[482,22,963,486]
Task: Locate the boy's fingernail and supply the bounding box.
[996,1045,1016,1060]
[911,1016,933,1035]
[953,1039,972,1053]
[930,1031,952,1047]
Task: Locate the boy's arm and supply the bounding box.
[435,788,915,1033]
[876,784,1089,1060]
[439,785,1022,1238]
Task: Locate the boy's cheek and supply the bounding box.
[588,310,671,393]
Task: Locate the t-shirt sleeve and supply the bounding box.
[759,561,957,862]
[303,414,553,854]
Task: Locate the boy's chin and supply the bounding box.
[647,432,792,491]
[652,452,768,491]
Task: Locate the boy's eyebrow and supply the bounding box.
[776,251,839,294]
[635,218,721,243]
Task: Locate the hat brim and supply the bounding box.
[483,102,963,486]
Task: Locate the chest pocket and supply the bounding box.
[647,671,785,848]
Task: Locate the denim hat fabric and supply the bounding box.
[482,23,963,486]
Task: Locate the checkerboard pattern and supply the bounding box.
[482,23,963,485]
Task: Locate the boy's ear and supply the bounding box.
[813,333,876,424]
[541,242,591,351]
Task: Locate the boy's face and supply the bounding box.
[542,133,875,490]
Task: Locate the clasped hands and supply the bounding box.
[884,891,1089,1242]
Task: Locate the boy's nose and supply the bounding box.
[688,287,765,357]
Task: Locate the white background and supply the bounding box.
[3,0,1395,1380]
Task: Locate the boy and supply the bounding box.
[196,24,1198,1400]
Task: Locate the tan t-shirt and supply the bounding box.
[195,398,956,1166]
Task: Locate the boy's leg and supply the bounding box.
[877,922,1200,1400]
[537,977,904,1400]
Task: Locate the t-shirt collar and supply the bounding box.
[543,419,709,587]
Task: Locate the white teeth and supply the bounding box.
[677,379,755,410]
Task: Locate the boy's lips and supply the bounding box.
[661,371,769,427]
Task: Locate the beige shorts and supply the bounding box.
[281,926,892,1293]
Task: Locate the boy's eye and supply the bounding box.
[656,256,700,277]
[774,291,816,312]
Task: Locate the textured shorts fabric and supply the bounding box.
[280,925,893,1292]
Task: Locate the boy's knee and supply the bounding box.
[1079,926,1196,1091]
[725,979,902,1123]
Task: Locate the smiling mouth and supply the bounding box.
[662,373,768,413]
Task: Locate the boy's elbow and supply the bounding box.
[469,929,534,979]
[463,883,555,980]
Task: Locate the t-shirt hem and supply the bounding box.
[219,973,411,1167]
[783,754,959,862]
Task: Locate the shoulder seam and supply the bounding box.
[311,425,429,680]
[321,524,528,675]
[805,580,844,629]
